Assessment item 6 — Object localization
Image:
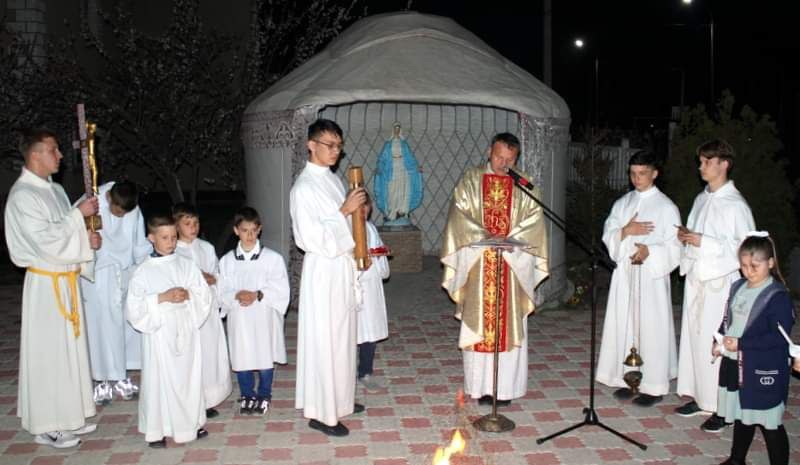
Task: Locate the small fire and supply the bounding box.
[432,429,466,465]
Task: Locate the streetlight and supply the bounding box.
[681,0,715,103]
[574,38,598,128]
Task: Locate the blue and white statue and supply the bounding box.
[374,123,423,227]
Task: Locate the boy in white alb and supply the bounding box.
[356,195,390,391]
[173,203,232,419]
[79,181,151,405]
[675,139,754,433]
[219,207,289,415]
[126,214,211,448]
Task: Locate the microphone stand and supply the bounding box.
[505,167,647,451]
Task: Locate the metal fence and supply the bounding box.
[567,143,639,189]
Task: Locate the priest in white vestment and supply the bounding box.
[173,203,232,416]
[290,119,367,437]
[596,151,681,407]
[675,139,754,433]
[441,133,548,405]
[4,129,102,448]
[126,214,212,446]
[79,181,151,404]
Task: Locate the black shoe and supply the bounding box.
[353,403,365,414]
[148,438,167,448]
[205,408,219,419]
[308,419,349,437]
[196,428,208,440]
[674,400,704,417]
[700,414,728,433]
[612,387,634,400]
[718,459,744,465]
[477,395,511,407]
[632,394,663,407]
[255,397,270,415]
[238,397,252,415]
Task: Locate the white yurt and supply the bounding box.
[240,11,571,301]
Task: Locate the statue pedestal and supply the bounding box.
[378,225,422,273]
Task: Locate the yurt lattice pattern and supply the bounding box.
[320,102,519,255]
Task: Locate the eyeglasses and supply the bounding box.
[313,139,345,152]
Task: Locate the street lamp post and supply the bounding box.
[682,0,715,104]
[574,38,599,128]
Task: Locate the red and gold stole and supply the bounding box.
[475,174,513,353]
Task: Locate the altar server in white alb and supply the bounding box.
[4,128,102,448]
[173,203,231,419]
[356,194,390,392]
[79,181,151,405]
[596,151,682,407]
[219,206,289,416]
[675,139,754,433]
[290,118,367,437]
[126,214,211,448]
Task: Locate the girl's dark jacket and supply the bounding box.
[718,278,795,410]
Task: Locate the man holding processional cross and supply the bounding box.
[4,126,102,448]
[441,133,549,406]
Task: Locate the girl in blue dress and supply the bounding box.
[714,232,794,465]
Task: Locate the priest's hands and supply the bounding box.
[89,232,102,250]
[793,357,800,372]
[202,271,217,286]
[621,213,654,240]
[630,243,649,264]
[340,187,367,216]
[236,290,258,307]
[158,287,190,304]
[78,196,99,217]
[676,225,702,247]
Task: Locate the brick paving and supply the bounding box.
[0,257,799,465]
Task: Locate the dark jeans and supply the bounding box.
[729,420,789,465]
[357,342,376,379]
[236,369,274,399]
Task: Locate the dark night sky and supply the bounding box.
[369,1,800,163]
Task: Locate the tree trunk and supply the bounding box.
[165,172,185,204]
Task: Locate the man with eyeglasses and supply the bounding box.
[289,118,367,437]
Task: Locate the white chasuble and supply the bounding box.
[677,181,754,411]
[126,253,212,443]
[4,168,96,434]
[356,221,390,344]
[290,161,358,427]
[79,181,151,381]
[219,243,289,371]
[596,187,681,396]
[175,238,232,408]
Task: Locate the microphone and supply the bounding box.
[506,168,533,191]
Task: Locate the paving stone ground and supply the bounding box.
[0,256,798,465]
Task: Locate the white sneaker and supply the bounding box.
[70,423,97,435]
[358,374,383,391]
[35,431,80,449]
[93,382,113,405]
[113,378,138,400]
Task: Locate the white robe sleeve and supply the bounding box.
[367,222,390,280]
[218,255,238,315]
[186,265,213,328]
[642,203,682,279]
[260,254,290,317]
[290,183,354,258]
[5,190,93,267]
[126,268,164,334]
[602,200,635,264]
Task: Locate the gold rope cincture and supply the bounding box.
[27,267,81,338]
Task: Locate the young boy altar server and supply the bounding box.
[126,213,211,448]
[595,150,681,407]
[173,203,232,418]
[79,181,151,405]
[219,206,289,415]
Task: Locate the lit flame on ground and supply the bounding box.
[432,429,466,465]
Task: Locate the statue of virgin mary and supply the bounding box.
[373,123,423,227]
